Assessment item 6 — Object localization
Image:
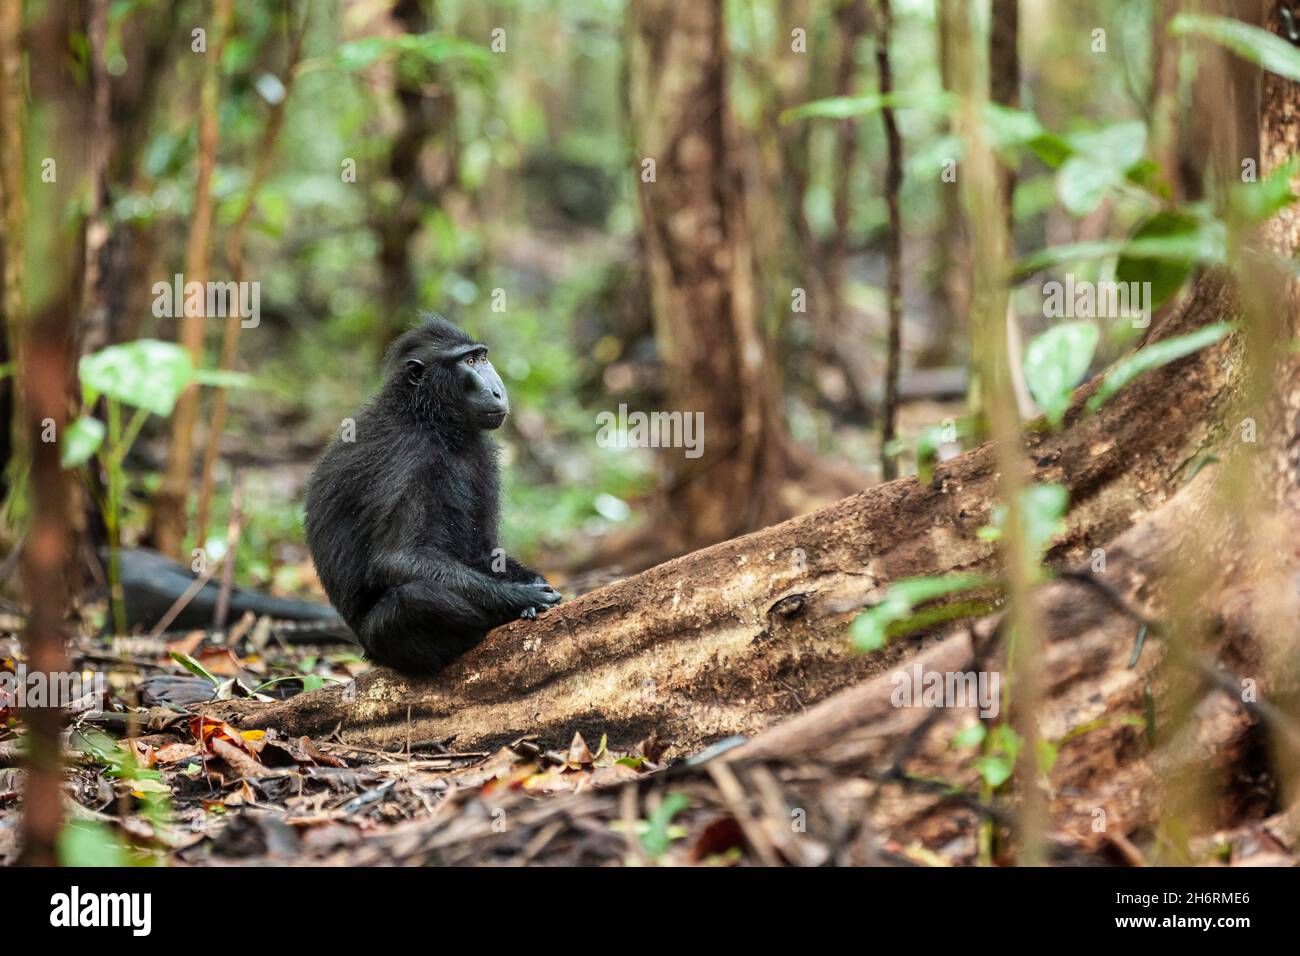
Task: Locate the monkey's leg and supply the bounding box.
[376,550,559,617]
[357,581,495,674]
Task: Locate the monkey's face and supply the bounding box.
[393,319,509,431]
[455,348,509,429]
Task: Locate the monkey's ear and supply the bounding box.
[404,358,426,386]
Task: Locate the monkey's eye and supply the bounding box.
[465,355,477,366]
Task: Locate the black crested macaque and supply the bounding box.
[304,315,562,674]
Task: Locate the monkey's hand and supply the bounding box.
[518,578,562,619]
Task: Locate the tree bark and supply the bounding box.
[15,0,83,868]
[627,0,814,553]
[876,0,903,480]
[0,0,24,510]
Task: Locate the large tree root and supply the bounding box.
[703,468,1299,862]
[209,275,1240,758]
[302,474,1295,866]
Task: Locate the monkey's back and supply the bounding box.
[303,401,499,630]
[303,403,408,628]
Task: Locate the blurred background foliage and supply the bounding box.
[31,0,1183,596]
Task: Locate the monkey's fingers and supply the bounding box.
[529,582,563,605]
[519,606,538,620]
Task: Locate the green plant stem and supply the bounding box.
[115,405,150,466]
[102,398,126,634]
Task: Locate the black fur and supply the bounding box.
[303,315,561,674]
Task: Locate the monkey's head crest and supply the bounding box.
[384,313,476,372]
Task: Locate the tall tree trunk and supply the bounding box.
[0,0,24,510]
[15,0,85,867]
[372,0,456,352]
[151,0,235,558]
[876,0,903,480]
[627,0,808,551]
[919,0,969,366]
[821,0,875,420]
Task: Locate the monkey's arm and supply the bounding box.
[372,548,558,623]
[497,553,559,588]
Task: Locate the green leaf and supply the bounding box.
[951,723,988,750]
[1025,132,1074,170]
[780,89,953,124]
[988,724,1021,756]
[1066,121,1148,169]
[1086,322,1236,412]
[973,753,1015,788]
[1171,13,1300,83]
[58,820,130,867]
[170,651,220,687]
[1015,223,1226,277]
[1231,155,1300,223]
[60,415,106,468]
[397,33,491,68]
[782,92,1056,149]
[1037,739,1060,776]
[79,340,251,417]
[849,574,994,652]
[191,368,254,390]
[1056,159,1119,216]
[983,102,1044,150]
[1023,321,1099,428]
[982,104,1074,164]
[1021,484,1069,559]
[1115,211,1203,310]
[980,484,1069,562]
[334,36,392,71]
[1055,121,1148,215]
[79,339,195,416]
[641,792,690,859]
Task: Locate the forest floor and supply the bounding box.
[0,621,821,866]
[6,616,1295,866]
[0,622,1017,867]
